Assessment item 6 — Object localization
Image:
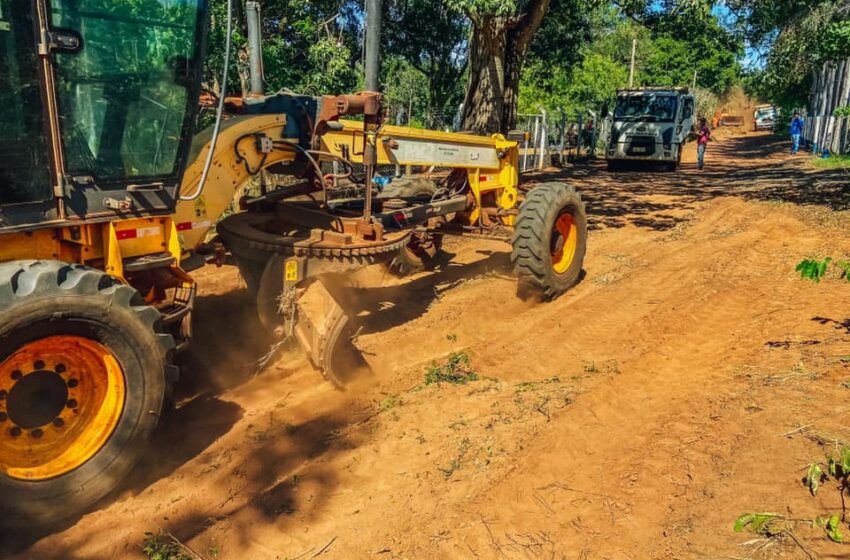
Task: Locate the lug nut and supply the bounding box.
[66,399,78,409]
[9,427,21,437]
[67,379,78,388]
[0,412,6,422]
[33,360,45,370]
[55,364,66,374]
[10,370,22,381]
[30,428,43,439]
[53,418,64,428]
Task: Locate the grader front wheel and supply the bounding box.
[511,182,588,300]
[0,261,174,527]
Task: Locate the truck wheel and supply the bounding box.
[0,261,174,527]
[387,232,444,276]
[512,183,587,300]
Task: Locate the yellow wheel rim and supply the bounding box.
[551,212,578,274]
[0,336,125,481]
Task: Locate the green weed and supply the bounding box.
[142,533,192,560]
[424,352,479,385]
[378,394,402,412]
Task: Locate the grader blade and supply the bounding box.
[293,279,364,387]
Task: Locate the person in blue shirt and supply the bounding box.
[789,112,805,154]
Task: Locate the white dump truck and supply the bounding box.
[753,104,778,131]
[605,87,696,171]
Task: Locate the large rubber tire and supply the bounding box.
[387,232,444,276]
[0,261,174,527]
[511,183,587,300]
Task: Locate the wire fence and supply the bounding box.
[804,115,850,155]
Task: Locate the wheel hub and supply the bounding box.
[0,336,125,481]
[7,369,69,430]
[551,212,578,274]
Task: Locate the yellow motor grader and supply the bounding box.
[0,0,586,526]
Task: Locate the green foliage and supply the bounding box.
[834,106,850,117]
[738,0,846,106]
[519,6,741,116]
[805,462,825,496]
[825,514,845,543]
[733,512,783,536]
[797,258,850,283]
[812,154,850,170]
[142,533,192,560]
[385,0,468,115]
[378,394,403,412]
[827,446,850,478]
[205,0,360,97]
[424,352,479,385]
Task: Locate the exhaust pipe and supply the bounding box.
[364,0,381,92]
[246,1,264,96]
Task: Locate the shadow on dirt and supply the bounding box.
[525,134,849,232]
[330,250,513,336]
[812,316,850,335]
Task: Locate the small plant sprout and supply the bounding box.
[797,257,850,283]
[804,462,826,496]
[378,394,402,412]
[424,352,479,385]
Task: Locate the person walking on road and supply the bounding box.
[790,111,805,154]
[697,117,711,170]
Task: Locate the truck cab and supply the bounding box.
[753,105,778,132]
[605,88,695,171]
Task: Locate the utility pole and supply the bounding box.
[364,0,382,92]
[692,69,698,90]
[628,38,637,88]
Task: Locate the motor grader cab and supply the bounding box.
[0,0,204,526]
[0,0,587,527]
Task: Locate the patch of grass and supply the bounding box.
[142,532,193,560]
[515,376,561,394]
[439,437,472,479]
[424,352,479,386]
[583,360,620,375]
[378,394,402,412]
[811,154,850,170]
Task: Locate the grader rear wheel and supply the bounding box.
[511,182,587,300]
[0,261,174,527]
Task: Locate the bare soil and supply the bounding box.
[3,131,850,560]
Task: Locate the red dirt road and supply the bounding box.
[3,131,850,560]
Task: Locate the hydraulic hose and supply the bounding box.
[181,0,233,201]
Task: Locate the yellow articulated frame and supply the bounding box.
[322,120,520,226]
[0,216,187,287]
[175,114,296,250]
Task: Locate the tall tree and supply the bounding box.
[384,0,468,114]
[452,0,554,134]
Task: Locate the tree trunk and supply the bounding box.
[461,0,551,135]
[461,15,508,134]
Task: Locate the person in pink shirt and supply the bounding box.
[697,117,711,170]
